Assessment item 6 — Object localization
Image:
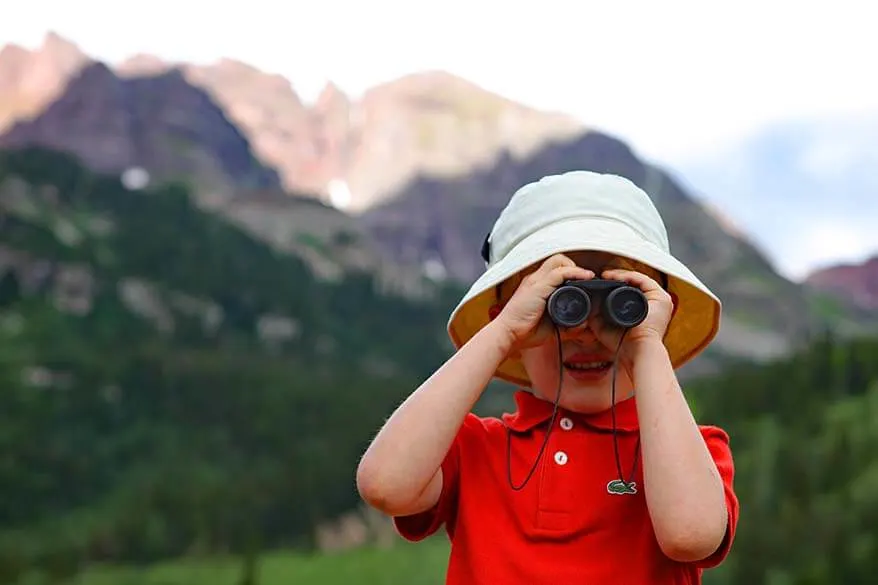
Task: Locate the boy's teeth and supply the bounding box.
[566,361,611,370]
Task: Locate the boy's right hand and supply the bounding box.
[494,254,594,350]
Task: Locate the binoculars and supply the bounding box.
[546,279,648,329]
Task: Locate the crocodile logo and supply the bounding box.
[607,479,637,495]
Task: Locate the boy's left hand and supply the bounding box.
[591,268,675,371]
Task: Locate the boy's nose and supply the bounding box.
[559,322,597,342]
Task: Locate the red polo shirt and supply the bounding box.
[393,390,738,584]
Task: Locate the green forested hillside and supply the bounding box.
[0,147,460,582]
[690,334,878,585]
[1,147,877,585]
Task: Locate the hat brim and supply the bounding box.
[447,216,722,387]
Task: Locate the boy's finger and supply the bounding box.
[602,268,660,291]
[526,255,572,283]
[541,253,575,272]
[549,266,594,285]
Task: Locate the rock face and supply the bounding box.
[201,189,437,300]
[805,255,878,311]
[119,56,320,191]
[329,71,584,211]
[0,62,281,192]
[0,58,438,299]
[360,131,815,368]
[119,61,585,211]
[0,33,90,132]
[2,34,585,210]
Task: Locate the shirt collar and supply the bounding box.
[501,389,640,433]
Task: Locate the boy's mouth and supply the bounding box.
[565,361,613,370]
[563,352,614,380]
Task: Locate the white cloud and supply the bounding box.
[796,124,878,178]
[799,141,860,177]
[783,220,877,280]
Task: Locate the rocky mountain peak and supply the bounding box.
[116,53,170,77]
[315,81,349,111]
[38,31,84,63]
[0,62,281,191]
[332,70,584,211]
[0,32,90,131]
[0,35,586,210]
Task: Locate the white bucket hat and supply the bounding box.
[447,170,722,387]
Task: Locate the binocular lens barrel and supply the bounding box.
[547,287,591,328]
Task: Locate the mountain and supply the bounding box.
[360,131,834,374]
[0,33,89,133]
[116,55,320,190]
[330,70,583,211]
[0,60,435,300]
[2,32,870,377]
[0,33,584,211]
[0,61,281,194]
[805,254,878,312]
[675,112,878,281]
[117,60,585,211]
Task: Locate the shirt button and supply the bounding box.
[560,417,574,430]
[554,451,568,466]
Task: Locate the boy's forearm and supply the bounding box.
[357,319,514,513]
[630,338,728,562]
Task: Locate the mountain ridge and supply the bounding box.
[0,32,90,132]
[0,57,440,301]
[361,130,825,376]
[0,61,282,193]
[2,32,873,376]
[1,32,585,211]
[805,254,878,311]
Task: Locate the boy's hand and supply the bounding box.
[592,268,675,370]
[495,254,594,350]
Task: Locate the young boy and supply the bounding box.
[356,170,739,584]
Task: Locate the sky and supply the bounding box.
[2,0,876,278]
[677,114,878,280]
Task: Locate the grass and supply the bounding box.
[20,538,451,585]
[16,537,741,585]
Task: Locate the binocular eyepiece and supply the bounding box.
[546,279,648,329]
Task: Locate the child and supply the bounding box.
[356,170,739,584]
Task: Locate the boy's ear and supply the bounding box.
[488,304,502,321]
